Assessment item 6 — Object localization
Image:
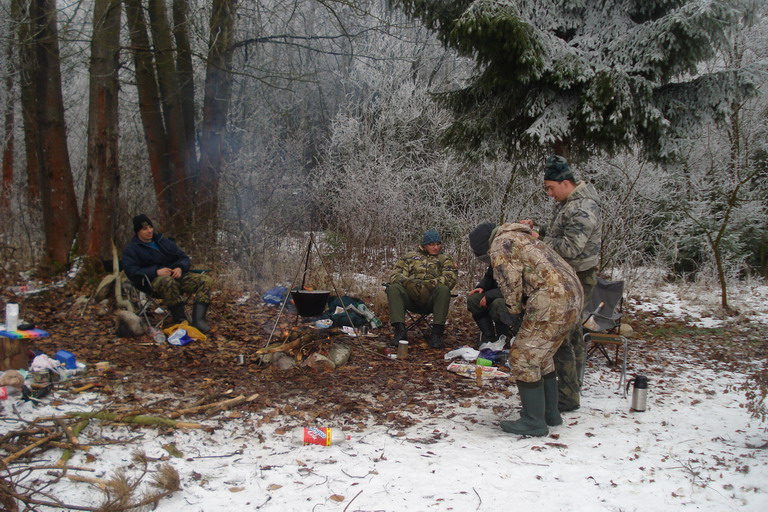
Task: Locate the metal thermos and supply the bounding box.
[627,375,649,412]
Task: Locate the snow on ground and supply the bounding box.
[3,278,768,511]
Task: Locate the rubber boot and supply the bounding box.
[191,302,211,334]
[390,322,408,347]
[543,372,562,427]
[473,314,495,347]
[168,303,187,324]
[429,324,445,349]
[500,380,548,437]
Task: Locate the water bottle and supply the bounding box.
[5,303,19,332]
[149,327,166,344]
[627,375,649,412]
[294,427,349,446]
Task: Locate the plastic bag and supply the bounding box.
[477,335,508,352]
[263,285,288,305]
[167,329,194,346]
[444,346,480,361]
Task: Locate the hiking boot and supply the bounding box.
[391,322,407,347]
[429,324,445,349]
[473,314,495,348]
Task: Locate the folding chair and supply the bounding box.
[124,274,170,329]
[405,308,433,340]
[583,278,628,390]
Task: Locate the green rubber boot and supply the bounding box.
[500,380,548,437]
[543,372,563,427]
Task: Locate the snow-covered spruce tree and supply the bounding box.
[391,0,764,162]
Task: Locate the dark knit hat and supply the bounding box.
[422,229,442,245]
[543,155,574,182]
[469,222,496,259]
[133,214,153,233]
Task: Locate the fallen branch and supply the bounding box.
[2,433,62,466]
[57,418,90,468]
[255,337,305,354]
[168,392,259,419]
[65,474,108,489]
[69,412,203,429]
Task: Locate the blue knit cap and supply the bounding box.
[422,229,442,245]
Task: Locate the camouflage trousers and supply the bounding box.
[508,310,578,383]
[151,272,213,306]
[554,268,597,409]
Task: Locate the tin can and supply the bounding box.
[237,354,245,365]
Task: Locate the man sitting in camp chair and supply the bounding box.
[122,214,214,333]
[386,229,458,349]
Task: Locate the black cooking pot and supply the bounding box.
[290,290,331,317]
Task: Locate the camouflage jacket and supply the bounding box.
[389,247,458,303]
[542,181,602,272]
[489,223,583,321]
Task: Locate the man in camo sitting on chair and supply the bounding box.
[122,214,214,333]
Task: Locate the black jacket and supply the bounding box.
[475,267,503,302]
[122,233,190,288]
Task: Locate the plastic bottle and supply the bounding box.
[294,427,349,446]
[5,303,19,332]
[148,326,167,344]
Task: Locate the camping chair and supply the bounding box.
[583,278,628,390]
[125,274,172,329]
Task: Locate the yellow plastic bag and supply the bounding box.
[163,321,207,341]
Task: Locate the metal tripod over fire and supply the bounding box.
[263,233,355,347]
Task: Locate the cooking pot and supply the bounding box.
[291,290,330,317]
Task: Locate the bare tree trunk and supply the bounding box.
[1,7,15,214]
[197,0,237,247]
[123,0,172,226]
[147,0,192,234]
[13,0,41,204]
[23,0,79,273]
[172,0,198,175]
[78,0,122,263]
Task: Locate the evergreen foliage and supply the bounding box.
[392,0,764,161]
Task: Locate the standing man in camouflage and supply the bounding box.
[469,222,583,436]
[386,229,458,349]
[523,155,602,412]
[123,214,214,333]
